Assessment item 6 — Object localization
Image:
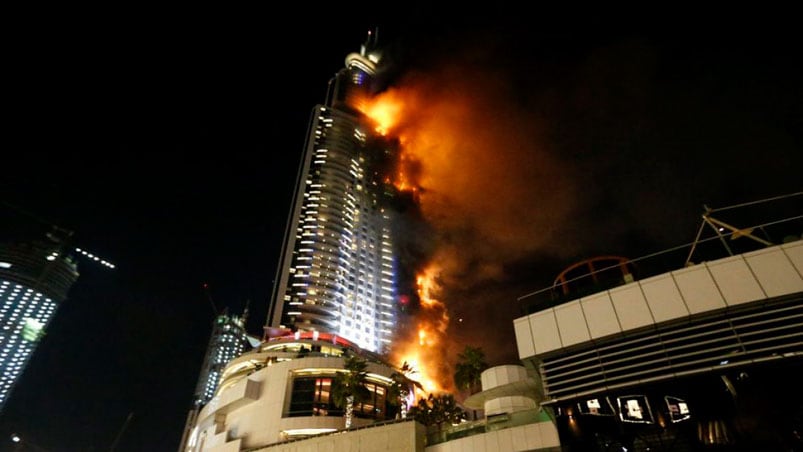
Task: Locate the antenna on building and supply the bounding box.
[202,283,219,316]
[242,298,251,324]
[361,27,378,55]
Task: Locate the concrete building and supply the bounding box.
[514,239,803,449]
[179,330,561,452]
[182,222,803,450]
[181,332,405,451]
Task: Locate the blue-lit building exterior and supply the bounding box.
[267,32,399,354]
[0,237,79,411]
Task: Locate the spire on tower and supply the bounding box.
[361,27,380,56]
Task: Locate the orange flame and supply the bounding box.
[358,94,420,196]
[358,92,403,136]
[391,263,452,395]
[361,91,454,395]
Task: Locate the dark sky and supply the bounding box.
[1,7,802,451]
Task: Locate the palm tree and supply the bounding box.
[453,345,489,394]
[409,393,465,429]
[332,355,370,428]
[388,361,424,419]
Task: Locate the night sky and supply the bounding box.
[1,7,801,451]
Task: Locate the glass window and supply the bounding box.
[289,377,340,417]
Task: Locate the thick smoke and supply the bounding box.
[380,59,581,389]
[381,27,803,391]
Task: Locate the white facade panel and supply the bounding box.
[495,427,513,451]
[673,265,726,314]
[706,256,766,306]
[514,317,536,359]
[783,241,803,275]
[462,435,476,452]
[746,246,803,297]
[483,430,499,451]
[484,396,537,416]
[524,423,543,449]
[529,310,562,354]
[538,421,561,447]
[259,421,420,452]
[640,274,688,323]
[580,292,621,340]
[554,302,591,347]
[609,284,654,330]
[208,439,240,452]
[506,365,527,384]
[481,364,529,389]
[472,433,485,451]
[510,424,527,451]
[483,370,498,392]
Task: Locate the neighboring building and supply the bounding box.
[178,310,256,451]
[179,331,562,452]
[181,332,407,451]
[192,312,254,407]
[514,239,803,450]
[444,365,561,452]
[0,235,79,412]
[266,31,400,353]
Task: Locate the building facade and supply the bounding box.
[181,333,405,451]
[192,312,254,407]
[267,33,399,353]
[0,236,79,411]
[179,331,562,452]
[514,240,803,450]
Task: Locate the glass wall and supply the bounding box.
[287,376,397,421]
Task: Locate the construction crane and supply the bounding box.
[2,200,117,271]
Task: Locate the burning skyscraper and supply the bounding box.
[266,31,402,354]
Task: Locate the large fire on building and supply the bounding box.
[356,59,581,396]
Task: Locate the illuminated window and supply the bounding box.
[288,377,338,417]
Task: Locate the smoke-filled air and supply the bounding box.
[359,64,579,395]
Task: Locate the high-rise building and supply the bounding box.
[192,311,253,407]
[267,31,399,353]
[0,233,79,412]
[178,310,255,450]
[181,200,802,451]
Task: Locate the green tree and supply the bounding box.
[453,345,489,394]
[388,361,424,419]
[332,355,370,428]
[409,393,465,429]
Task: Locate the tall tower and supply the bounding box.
[267,31,399,354]
[191,311,253,406]
[0,232,79,412]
